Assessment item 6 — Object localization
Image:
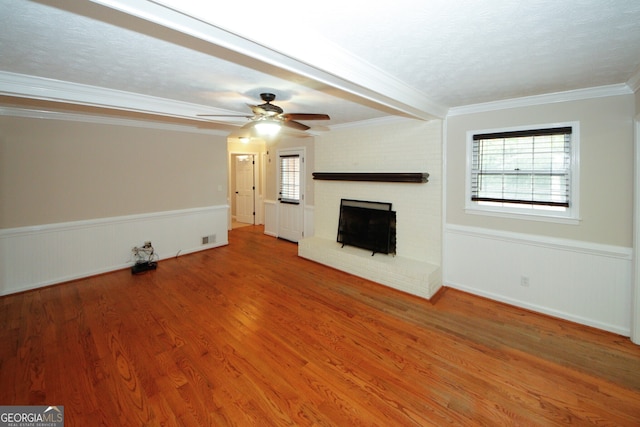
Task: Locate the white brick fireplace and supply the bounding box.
[299,118,443,299]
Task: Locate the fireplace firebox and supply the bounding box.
[337,199,396,256]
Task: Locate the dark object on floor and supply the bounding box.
[131,261,157,274]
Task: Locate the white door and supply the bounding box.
[277,149,304,242]
[235,155,255,224]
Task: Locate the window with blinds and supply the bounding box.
[468,124,579,220]
[279,154,301,204]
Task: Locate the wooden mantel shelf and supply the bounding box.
[312,172,429,183]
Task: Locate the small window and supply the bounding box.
[279,154,301,204]
[466,123,579,222]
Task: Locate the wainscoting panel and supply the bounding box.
[264,200,277,237]
[444,224,633,335]
[0,206,229,296]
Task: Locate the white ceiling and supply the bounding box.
[1,0,639,134]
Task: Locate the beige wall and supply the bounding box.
[0,116,228,228]
[446,94,635,247]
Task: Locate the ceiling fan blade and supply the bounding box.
[283,120,310,131]
[283,113,330,121]
[197,114,252,118]
[249,104,267,116]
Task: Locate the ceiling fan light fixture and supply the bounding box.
[198,93,328,135]
[254,119,281,136]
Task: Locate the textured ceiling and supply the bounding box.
[301,0,640,106]
[1,0,639,133]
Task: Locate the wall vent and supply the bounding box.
[202,234,216,245]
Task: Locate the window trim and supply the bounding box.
[278,154,302,205]
[465,121,580,224]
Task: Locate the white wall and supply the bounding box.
[633,117,640,344]
[445,92,635,335]
[445,225,631,335]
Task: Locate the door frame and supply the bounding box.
[276,147,306,242]
[633,118,639,344]
[234,153,256,224]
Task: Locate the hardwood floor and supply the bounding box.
[1,225,639,426]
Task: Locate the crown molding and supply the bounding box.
[627,66,640,92]
[0,71,245,124]
[90,0,447,120]
[0,105,229,136]
[447,84,633,117]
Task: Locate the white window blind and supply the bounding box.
[471,127,572,208]
[279,154,301,204]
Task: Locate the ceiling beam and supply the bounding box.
[89,0,448,120]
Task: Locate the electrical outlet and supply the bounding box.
[520,276,530,287]
[202,234,216,245]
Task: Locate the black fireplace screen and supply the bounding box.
[337,199,396,256]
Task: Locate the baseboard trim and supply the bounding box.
[446,280,630,336]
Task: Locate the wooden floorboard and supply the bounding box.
[1,225,639,426]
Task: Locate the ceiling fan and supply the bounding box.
[198,93,330,134]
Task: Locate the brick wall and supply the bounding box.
[301,118,442,297]
[313,118,442,266]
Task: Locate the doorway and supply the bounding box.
[277,148,305,242]
[230,153,257,228]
